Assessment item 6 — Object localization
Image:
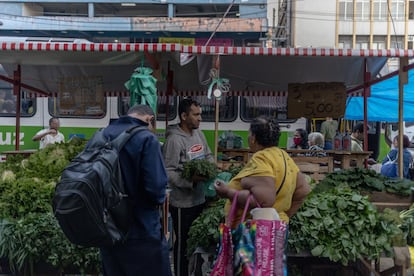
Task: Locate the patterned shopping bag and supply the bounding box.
[210,192,240,276]
[234,195,288,276]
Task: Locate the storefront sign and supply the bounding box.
[159,37,195,45]
[195,38,233,46]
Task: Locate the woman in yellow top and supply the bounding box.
[214,115,310,227]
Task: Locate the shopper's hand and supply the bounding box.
[49,129,57,135]
[214,179,229,198]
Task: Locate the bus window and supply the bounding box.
[48,76,106,118]
[119,95,178,121]
[0,88,35,116]
[240,95,295,122]
[183,95,237,122]
[48,96,106,118]
[21,91,35,116]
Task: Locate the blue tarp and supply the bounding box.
[345,70,414,122]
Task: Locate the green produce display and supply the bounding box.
[187,199,226,257]
[288,186,396,265]
[187,167,414,270]
[314,167,414,196]
[0,139,100,274]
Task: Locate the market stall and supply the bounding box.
[1,42,414,275]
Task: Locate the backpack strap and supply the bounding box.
[110,125,149,151]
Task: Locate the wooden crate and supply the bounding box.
[361,191,413,211]
[216,160,244,171]
[291,156,334,182]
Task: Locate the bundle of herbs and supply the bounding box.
[381,205,414,247]
[181,159,218,182]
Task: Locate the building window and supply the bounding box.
[373,36,386,49]
[338,35,352,49]
[356,0,370,21]
[390,36,404,49]
[356,36,370,49]
[373,0,388,21]
[339,0,354,20]
[409,1,414,19]
[391,0,405,20]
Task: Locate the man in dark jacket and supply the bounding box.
[100,104,171,276]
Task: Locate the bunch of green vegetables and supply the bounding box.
[0,213,100,274]
[0,138,100,274]
[314,168,414,196]
[181,159,219,182]
[288,186,396,265]
[381,205,414,247]
[187,199,226,256]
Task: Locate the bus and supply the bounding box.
[0,87,308,154]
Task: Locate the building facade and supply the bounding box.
[291,0,414,50]
[0,0,269,46]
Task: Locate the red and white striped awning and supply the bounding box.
[181,46,414,57]
[0,42,181,53]
[0,42,394,97]
[0,42,413,57]
[27,89,363,98]
[26,90,289,98]
[26,91,132,98]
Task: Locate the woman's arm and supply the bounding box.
[214,176,276,208]
[285,172,311,218]
[240,176,276,207]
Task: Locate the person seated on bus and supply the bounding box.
[291,128,308,150]
[306,132,326,157]
[1,99,16,113]
[381,135,413,179]
[32,117,65,149]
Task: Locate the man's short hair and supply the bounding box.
[178,98,200,118]
[49,117,59,125]
[127,104,154,116]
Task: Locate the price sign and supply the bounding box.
[287,82,346,119]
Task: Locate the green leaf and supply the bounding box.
[311,245,324,256]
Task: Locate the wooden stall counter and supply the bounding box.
[1,149,37,161]
[217,147,251,164]
[286,149,372,170]
[329,150,373,169]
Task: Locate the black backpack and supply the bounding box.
[52,125,148,247]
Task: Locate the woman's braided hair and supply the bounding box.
[250,115,281,147]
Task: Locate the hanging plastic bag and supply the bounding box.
[203,172,233,198]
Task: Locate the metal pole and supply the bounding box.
[398,57,408,179]
[13,65,21,151]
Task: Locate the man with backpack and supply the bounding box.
[99,104,171,275]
